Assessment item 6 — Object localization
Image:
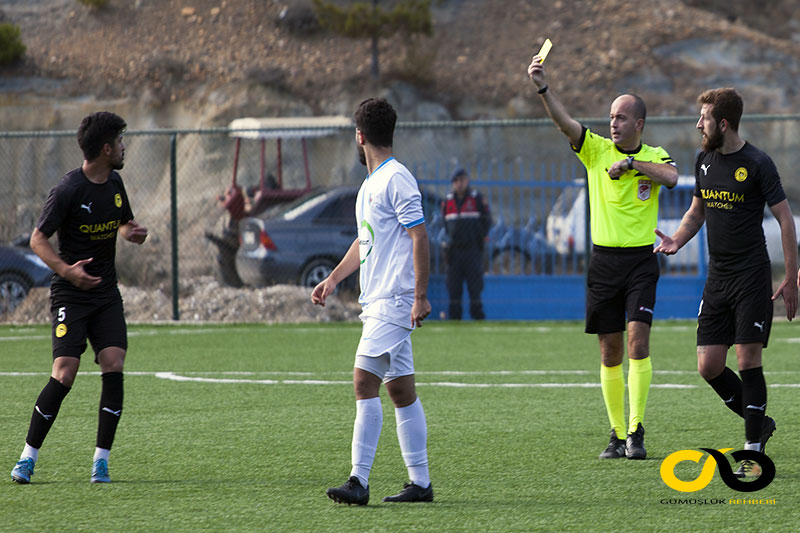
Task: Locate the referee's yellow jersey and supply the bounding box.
[572,127,676,248]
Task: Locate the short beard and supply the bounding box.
[356,144,366,166]
[701,124,723,152]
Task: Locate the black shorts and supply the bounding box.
[697,264,773,348]
[50,285,127,363]
[585,245,659,334]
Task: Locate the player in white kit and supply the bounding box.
[312,97,433,505]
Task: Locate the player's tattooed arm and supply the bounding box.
[678,211,705,237]
[654,196,704,255]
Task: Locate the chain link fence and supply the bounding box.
[1,115,798,320]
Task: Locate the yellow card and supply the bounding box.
[537,38,553,63]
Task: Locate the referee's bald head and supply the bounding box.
[615,94,646,122]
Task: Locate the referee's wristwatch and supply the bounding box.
[625,155,635,170]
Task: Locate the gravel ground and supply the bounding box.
[0,278,361,325]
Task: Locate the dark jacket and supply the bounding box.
[442,188,491,250]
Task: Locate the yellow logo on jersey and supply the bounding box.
[114,193,122,208]
[55,324,67,338]
[734,167,748,182]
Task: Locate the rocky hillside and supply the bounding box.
[1,0,800,126]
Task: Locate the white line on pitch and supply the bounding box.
[152,372,700,388]
[0,327,270,343]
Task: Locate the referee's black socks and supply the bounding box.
[97,372,124,450]
[26,376,71,449]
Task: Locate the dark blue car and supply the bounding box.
[0,239,53,314]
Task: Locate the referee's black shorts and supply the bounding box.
[697,264,773,348]
[49,285,127,363]
[585,244,659,334]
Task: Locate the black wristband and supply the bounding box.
[537,85,548,94]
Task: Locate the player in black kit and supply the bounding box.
[10,112,148,484]
[655,88,797,479]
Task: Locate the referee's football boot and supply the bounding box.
[734,416,776,479]
[11,457,35,484]
[626,423,647,460]
[91,458,111,483]
[598,429,627,459]
[326,476,369,506]
[382,482,434,503]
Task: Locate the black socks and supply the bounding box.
[740,366,767,443]
[706,366,767,444]
[26,377,71,449]
[96,372,124,450]
[706,366,743,417]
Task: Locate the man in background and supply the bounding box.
[443,167,491,320]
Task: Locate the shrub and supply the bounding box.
[77,0,108,7]
[0,23,25,65]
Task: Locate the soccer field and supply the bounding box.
[1,321,798,532]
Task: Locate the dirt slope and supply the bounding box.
[2,0,800,118]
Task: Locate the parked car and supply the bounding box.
[545,179,586,258]
[545,176,800,273]
[205,116,351,288]
[0,237,53,314]
[236,187,360,289]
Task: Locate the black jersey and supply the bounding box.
[694,142,786,278]
[37,168,134,292]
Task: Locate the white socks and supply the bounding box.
[93,447,110,463]
[22,445,108,465]
[349,396,431,489]
[21,444,38,463]
[744,441,761,452]
[395,398,430,488]
[350,397,383,488]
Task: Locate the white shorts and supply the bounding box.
[354,317,414,382]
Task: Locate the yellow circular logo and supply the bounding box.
[55,323,68,338]
[735,167,748,182]
[660,448,732,492]
[114,193,122,208]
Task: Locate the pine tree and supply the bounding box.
[312,0,432,78]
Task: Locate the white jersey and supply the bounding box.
[356,157,425,327]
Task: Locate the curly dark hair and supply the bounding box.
[354,98,396,148]
[77,111,127,161]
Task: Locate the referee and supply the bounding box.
[655,88,797,478]
[10,112,148,484]
[528,52,678,460]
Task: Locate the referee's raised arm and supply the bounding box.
[527,54,582,147]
